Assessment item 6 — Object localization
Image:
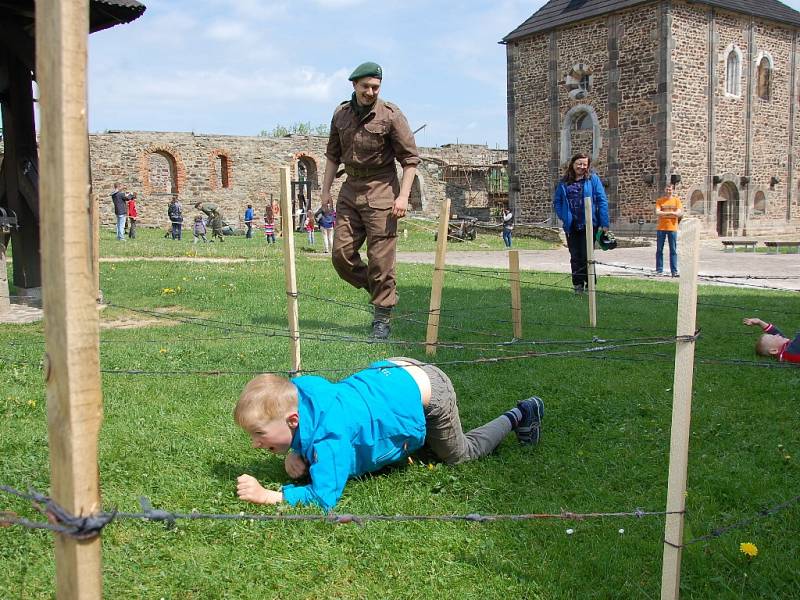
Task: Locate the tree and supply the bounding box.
[259,122,329,137]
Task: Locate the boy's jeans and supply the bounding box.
[388,357,512,465]
[502,228,512,248]
[116,215,126,240]
[656,230,678,274]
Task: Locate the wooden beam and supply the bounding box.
[36,2,103,599]
[583,197,597,327]
[660,218,701,600]
[425,199,451,356]
[279,167,301,373]
[508,249,522,339]
[0,42,41,289]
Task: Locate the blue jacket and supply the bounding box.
[553,172,609,232]
[281,361,426,510]
[244,207,254,222]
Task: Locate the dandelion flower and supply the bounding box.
[740,542,758,558]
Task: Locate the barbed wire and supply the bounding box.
[590,260,800,294]
[665,494,800,548]
[0,485,681,538]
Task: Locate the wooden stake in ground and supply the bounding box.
[660,218,701,600]
[426,199,451,356]
[583,196,597,327]
[508,249,522,339]
[0,239,9,314]
[279,167,301,373]
[36,1,104,598]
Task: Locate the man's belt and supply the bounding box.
[343,164,394,179]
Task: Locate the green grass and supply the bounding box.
[1,226,798,599]
[95,218,556,259]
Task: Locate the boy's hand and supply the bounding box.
[743,317,766,328]
[236,474,283,505]
[284,452,308,479]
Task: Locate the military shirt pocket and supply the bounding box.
[357,121,389,161]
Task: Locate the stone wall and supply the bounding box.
[87,132,507,228]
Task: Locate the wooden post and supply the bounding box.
[0,238,9,314]
[509,250,522,339]
[660,218,701,600]
[583,196,597,328]
[425,199,451,356]
[36,1,104,598]
[279,167,301,373]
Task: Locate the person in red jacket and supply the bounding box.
[127,192,138,239]
[743,317,800,364]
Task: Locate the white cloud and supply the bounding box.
[312,0,369,8]
[206,21,250,41]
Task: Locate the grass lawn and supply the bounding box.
[1,226,798,599]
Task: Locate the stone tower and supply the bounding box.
[505,0,800,236]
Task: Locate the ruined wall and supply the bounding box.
[89,132,506,227]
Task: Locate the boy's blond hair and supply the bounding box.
[755,333,783,357]
[234,374,298,428]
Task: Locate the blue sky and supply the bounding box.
[87,0,800,149]
[87,0,540,148]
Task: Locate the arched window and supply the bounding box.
[574,112,592,131]
[756,54,772,100]
[689,190,705,215]
[725,47,742,97]
[147,152,178,195]
[753,191,766,216]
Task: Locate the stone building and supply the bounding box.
[504,0,800,236]
[85,131,508,229]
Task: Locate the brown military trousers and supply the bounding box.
[332,172,399,308]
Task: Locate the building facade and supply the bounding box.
[505,0,800,236]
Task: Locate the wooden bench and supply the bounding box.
[764,241,800,254]
[721,239,758,253]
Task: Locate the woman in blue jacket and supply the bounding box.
[553,153,609,294]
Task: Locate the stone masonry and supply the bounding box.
[86,132,508,229]
[506,0,800,237]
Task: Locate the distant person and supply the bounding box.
[655,184,684,277]
[553,153,609,295]
[317,201,336,253]
[320,61,420,339]
[264,210,276,245]
[167,197,183,240]
[193,215,207,244]
[743,317,800,363]
[110,183,128,241]
[127,192,138,239]
[502,208,514,248]
[244,204,255,239]
[195,202,225,242]
[305,212,316,246]
[233,357,545,510]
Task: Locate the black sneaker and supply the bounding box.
[370,320,391,340]
[515,396,544,445]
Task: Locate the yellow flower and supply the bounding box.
[27,399,36,408]
[161,287,175,295]
[159,348,168,354]
[740,542,758,558]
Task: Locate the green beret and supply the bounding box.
[349,61,383,81]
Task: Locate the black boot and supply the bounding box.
[371,306,392,340]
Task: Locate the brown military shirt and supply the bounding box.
[325,98,420,171]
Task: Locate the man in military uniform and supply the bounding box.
[320,61,420,339]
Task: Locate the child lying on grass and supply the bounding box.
[234,357,544,510]
[743,317,800,363]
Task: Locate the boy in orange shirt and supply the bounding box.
[655,184,684,277]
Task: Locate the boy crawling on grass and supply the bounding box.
[743,317,800,363]
[234,357,544,511]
